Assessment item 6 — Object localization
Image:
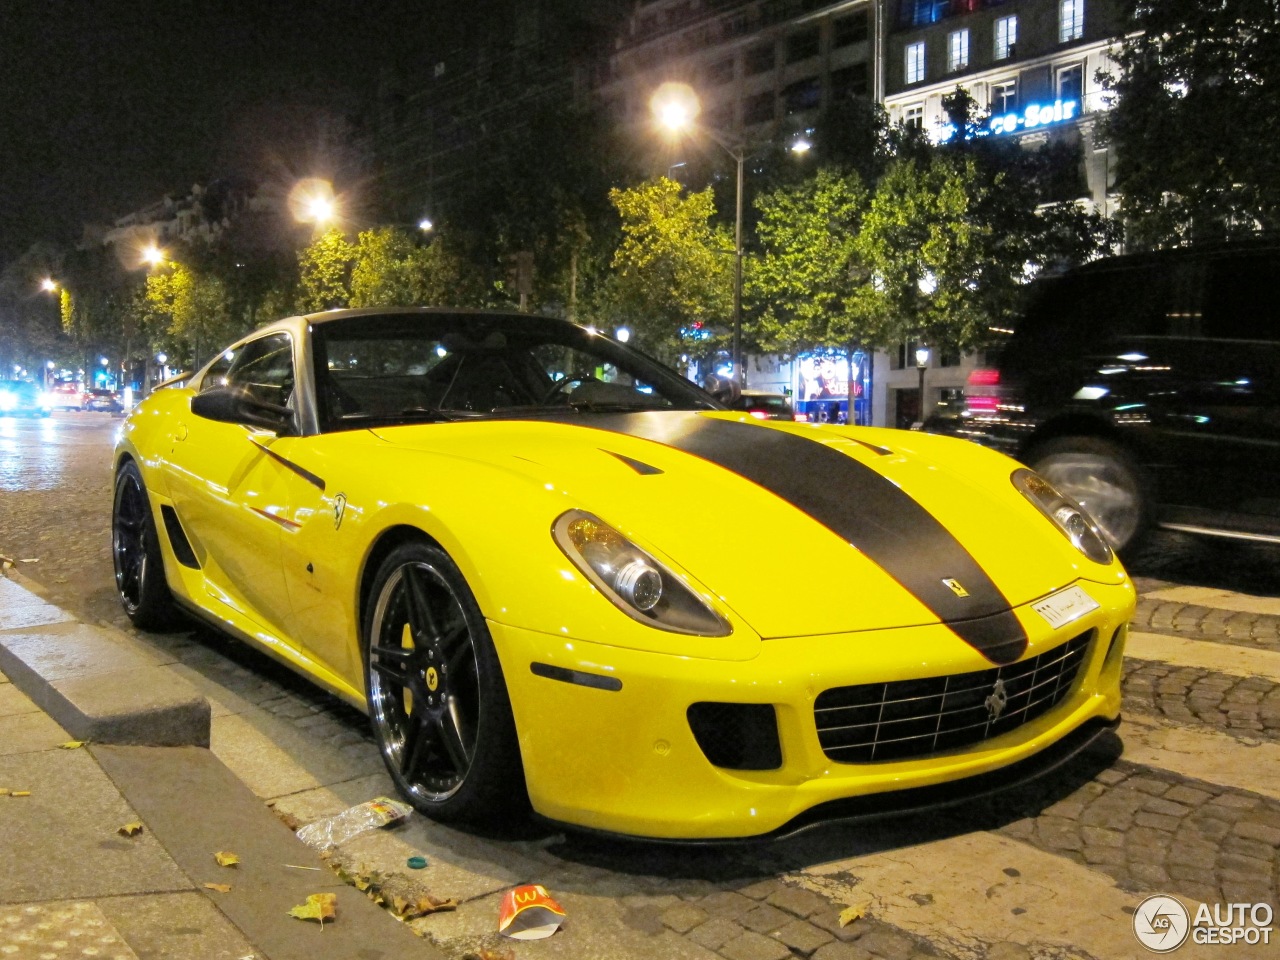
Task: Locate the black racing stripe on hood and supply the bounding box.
[551,411,1027,665]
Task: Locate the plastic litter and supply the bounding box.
[407,855,428,869]
[498,884,566,940]
[295,797,413,850]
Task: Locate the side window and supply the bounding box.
[225,333,296,407]
[199,350,236,393]
[1203,255,1280,342]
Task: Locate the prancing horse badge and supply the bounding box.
[942,578,969,598]
[333,493,347,530]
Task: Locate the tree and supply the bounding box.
[600,178,733,361]
[747,167,879,354]
[297,228,355,312]
[1102,0,1280,245]
[142,262,235,370]
[349,226,488,309]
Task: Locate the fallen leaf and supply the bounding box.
[288,892,337,926]
[214,851,240,867]
[17,558,38,563]
[59,740,87,749]
[839,902,870,927]
[390,893,457,920]
[118,822,144,837]
[204,882,232,893]
[10,791,31,798]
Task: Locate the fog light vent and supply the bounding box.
[687,702,782,770]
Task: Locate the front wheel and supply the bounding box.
[363,541,526,825]
[112,460,180,629]
[1029,436,1148,553]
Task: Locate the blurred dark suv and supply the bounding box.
[939,242,1280,553]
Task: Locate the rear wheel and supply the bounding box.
[363,541,525,825]
[112,461,180,629]
[1030,436,1148,553]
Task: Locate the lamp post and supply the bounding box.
[915,344,931,426]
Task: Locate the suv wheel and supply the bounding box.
[1029,437,1148,553]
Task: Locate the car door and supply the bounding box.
[1161,251,1280,535]
[163,332,300,641]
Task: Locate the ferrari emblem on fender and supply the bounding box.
[984,679,1009,721]
[333,493,347,530]
[942,578,969,598]
[425,667,439,691]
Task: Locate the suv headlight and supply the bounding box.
[553,510,731,636]
[1012,468,1113,564]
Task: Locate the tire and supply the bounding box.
[362,540,526,825]
[112,460,181,629]
[1029,436,1149,554]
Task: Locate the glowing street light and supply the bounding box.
[290,178,339,227]
[652,81,746,384]
[616,327,631,344]
[418,218,434,232]
[40,277,58,292]
[791,137,813,155]
[142,244,166,267]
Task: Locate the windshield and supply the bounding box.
[311,312,720,432]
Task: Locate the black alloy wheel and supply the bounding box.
[364,541,525,824]
[111,460,179,629]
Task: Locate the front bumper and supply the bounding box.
[491,578,1132,839]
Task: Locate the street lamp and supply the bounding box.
[615,327,631,344]
[142,244,166,267]
[40,277,58,293]
[915,344,931,425]
[418,218,434,233]
[652,82,747,385]
[289,178,339,228]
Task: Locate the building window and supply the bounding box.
[787,27,820,64]
[831,63,869,100]
[783,77,822,114]
[903,103,925,131]
[743,90,775,125]
[833,13,869,47]
[706,57,735,86]
[745,43,775,75]
[905,41,926,85]
[724,13,749,38]
[994,15,1017,60]
[1060,0,1084,43]
[991,79,1018,115]
[947,30,969,72]
[1057,63,1084,103]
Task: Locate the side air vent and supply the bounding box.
[160,505,200,569]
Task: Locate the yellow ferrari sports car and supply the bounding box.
[113,308,1133,840]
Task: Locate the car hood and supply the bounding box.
[372,411,1115,664]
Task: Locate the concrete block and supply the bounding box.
[0,576,76,631]
[0,621,209,747]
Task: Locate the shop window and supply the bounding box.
[994,15,1017,60]
[745,43,775,75]
[783,77,821,114]
[905,41,926,85]
[1060,0,1084,43]
[831,63,869,100]
[744,90,775,125]
[1057,63,1084,104]
[833,13,869,47]
[948,29,970,72]
[706,57,735,86]
[787,27,820,63]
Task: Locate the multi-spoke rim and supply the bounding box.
[368,561,481,802]
[112,471,149,612]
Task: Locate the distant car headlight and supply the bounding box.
[1012,468,1113,564]
[0,393,16,412]
[553,510,731,636]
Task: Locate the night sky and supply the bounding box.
[0,0,480,261]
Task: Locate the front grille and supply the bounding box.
[815,631,1092,764]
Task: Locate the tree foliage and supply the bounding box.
[350,226,487,309]
[1103,0,1280,245]
[297,228,355,312]
[748,167,878,353]
[601,178,732,360]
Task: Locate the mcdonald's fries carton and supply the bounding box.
[498,884,566,940]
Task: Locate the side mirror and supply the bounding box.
[191,386,294,434]
[703,373,742,407]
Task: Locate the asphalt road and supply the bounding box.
[2,411,1278,960]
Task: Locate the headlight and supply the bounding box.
[1011,468,1113,564]
[553,510,731,636]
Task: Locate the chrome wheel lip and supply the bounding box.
[368,561,480,804]
[1037,454,1141,549]
[112,472,147,614]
